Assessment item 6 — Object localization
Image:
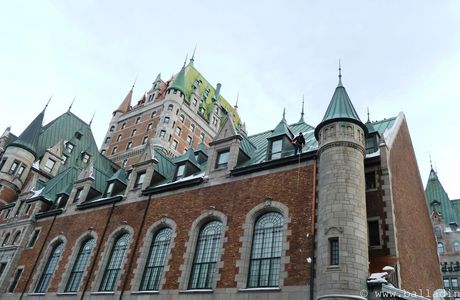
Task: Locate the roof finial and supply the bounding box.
[282,107,286,121]
[89,112,96,127]
[68,96,76,112]
[338,59,343,86]
[183,53,188,68]
[132,77,137,91]
[44,95,52,112]
[234,91,239,109]
[367,107,370,123]
[190,45,197,63]
[429,153,433,170]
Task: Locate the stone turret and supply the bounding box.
[0,108,45,204]
[315,67,369,299]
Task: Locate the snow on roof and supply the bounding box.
[367,272,388,284]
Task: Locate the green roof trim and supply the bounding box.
[9,110,44,157]
[107,168,128,185]
[269,117,294,140]
[173,148,200,169]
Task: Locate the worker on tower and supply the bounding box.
[292,132,305,155]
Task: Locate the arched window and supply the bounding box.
[248,212,284,288]
[35,242,64,293]
[2,233,10,246]
[99,233,130,291]
[12,231,21,245]
[454,241,460,253]
[188,221,223,289]
[140,227,172,291]
[65,238,96,292]
[438,242,445,254]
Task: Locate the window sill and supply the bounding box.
[27,293,46,296]
[90,291,115,295]
[179,289,213,294]
[56,292,77,296]
[327,265,341,271]
[238,287,281,292]
[131,291,160,295]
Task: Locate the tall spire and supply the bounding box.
[282,107,286,121]
[89,112,95,127]
[68,96,76,112]
[234,91,239,110]
[338,60,343,87]
[367,107,370,123]
[9,105,46,157]
[190,45,197,65]
[299,95,305,122]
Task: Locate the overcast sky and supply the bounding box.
[1,1,459,198]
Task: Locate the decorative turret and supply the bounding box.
[168,65,186,96]
[113,87,133,116]
[9,108,45,158]
[315,65,369,299]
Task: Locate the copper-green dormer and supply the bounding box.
[314,68,367,140]
[9,108,44,158]
[169,66,186,94]
[270,109,294,139]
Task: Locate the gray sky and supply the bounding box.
[1,1,459,198]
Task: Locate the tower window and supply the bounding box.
[116,134,122,142]
[167,104,173,111]
[17,165,26,177]
[110,125,115,132]
[112,147,118,154]
[171,140,178,150]
[438,242,445,254]
[44,158,56,173]
[164,117,170,124]
[435,226,442,238]
[131,129,137,137]
[121,122,126,129]
[147,123,153,131]
[142,136,148,145]
[105,137,111,144]
[134,172,146,189]
[0,158,6,171]
[159,130,166,138]
[179,114,185,122]
[216,150,229,169]
[454,241,460,253]
[151,111,157,118]
[9,161,20,174]
[126,142,132,150]
[136,116,141,124]
[175,127,182,136]
[329,238,339,265]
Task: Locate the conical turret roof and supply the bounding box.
[113,88,133,114]
[315,70,366,139]
[169,66,186,93]
[9,109,44,157]
[425,168,456,224]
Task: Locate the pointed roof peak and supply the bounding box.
[270,109,293,139]
[44,95,52,112]
[189,45,197,65]
[169,63,186,93]
[9,107,45,157]
[299,95,305,123]
[68,96,76,112]
[113,87,133,115]
[338,60,343,87]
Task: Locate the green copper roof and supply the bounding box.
[169,66,186,93]
[108,168,128,185]
[425,168,456,225]
[194,142,208,156]
[269,111,294,139]
[173,148,200,169]
[9,109,44,157]
[366,120,378,135]
[315,79,366,139]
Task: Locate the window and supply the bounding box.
[9,161,19,174]
[17,165,25,177]
[192,98,197,106]
[438,242,445,254]
[270,139,282,160]
[179,114,185,122]
[28,230,40,248]
[134,172,146,189]
[0,262,6,279]
[435,226,442,238]
[43,159,55,173]
[116,134,122,142]
[148,94,153,102]
[365,172,377,190]
[110,125,115,132]
[15,201,24,217]
[126,142,132,150]
[140,228,172,291]
[136,116,141,124]
[186,136,192,145]
[175,164,186,180]
[106,182,115,196]
[216,150,229,169]
[112,147,118,154]
[444,278,450,289]
[248,212,284,288]
[189,221,223,289]
[105,137,111,144]
[0,158,6,171]
[167,104,173,111]
[159,130,166,138]
[82,153,90,164]
[2,233,10,246]
[122,159,128,168]
[171,140,178,150]
[131,129,137,137]
[8,268,23,293]
[75,131,82,140]
[62,155,68,164]
[35,242,64,293]
[142,136,148,145]
[99,233,130,291]
[164,117,170,124]
[200,133,205,143]
[330,238,339,265]
[151,111,157,118]
[455,242,460,253]
[12,231,21,245]
[212,116,218,126]
[368,220,380,246]
[121,122,126,129]
[147,123,153,131]
[65,238,96,292]
[66,143,75,153]
[175,127,181,136]
[453,278,460,290]
[190,124,195,132]
[74,188,83,203]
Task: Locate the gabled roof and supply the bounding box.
[269,112,294,140]
[9,109,44,157]
[173,148,200,169]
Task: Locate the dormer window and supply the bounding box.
[44,158,56,173]
[74,188,83,203]
[105,182,114,197]
[66,143,75,153]
[75,131,83,140]
[134,172,146,189]
[62,155,68,165]
[82,153,91,164]
[270,139,283,160]
[216,150,229,169]
[175,164,186,180]
[56,194,68,209]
